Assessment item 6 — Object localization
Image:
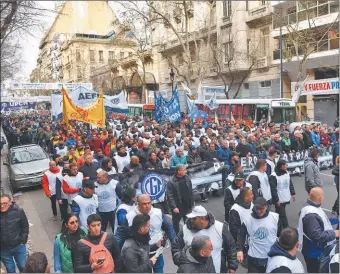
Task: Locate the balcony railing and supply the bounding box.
[273,38,339,60]
[273,1,339,29]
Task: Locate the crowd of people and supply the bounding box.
[0,109,339,273]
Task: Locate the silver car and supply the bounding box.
[4,144,50,192]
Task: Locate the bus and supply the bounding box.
[196,98,296,125]
[127,104,155,119]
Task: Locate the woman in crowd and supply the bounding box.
[53,214,87,273]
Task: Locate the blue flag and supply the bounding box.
[155,86,181,123]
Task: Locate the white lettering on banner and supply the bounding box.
[11,82,93,90]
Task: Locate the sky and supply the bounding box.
[20,1,123,82]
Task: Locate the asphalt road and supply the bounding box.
[2,163,337,273]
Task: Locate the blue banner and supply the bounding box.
[1,101,36,112]
[155,87,181,123]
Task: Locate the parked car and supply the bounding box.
[4,144,50,192]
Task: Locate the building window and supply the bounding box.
[109,51,114,61]
[259,80,271,88]
[223,1,232,17]
[76,50,81,62]
[99,50,104,62]
[244,83,249,89]
[260,1,266,6]
[90,50,95,61]
[77,67,82,79]
[247,39,251,56]
[245,0,248,11]
[259,27,269,57]
[120,52,124,59]
[223,42,233,62]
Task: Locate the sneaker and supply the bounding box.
[53,216,57,221]
[201,197,208,202]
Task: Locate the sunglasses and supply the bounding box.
[69,220,78,225]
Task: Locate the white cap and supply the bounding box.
[186,205,208,218]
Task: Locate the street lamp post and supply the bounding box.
[170,68,175,93]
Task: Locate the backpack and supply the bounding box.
[80,232,115,273]
[319,241,338,273]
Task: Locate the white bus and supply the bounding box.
[196,98,296,125]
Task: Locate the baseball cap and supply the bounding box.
[186,206,208,219]
[82,179,97,189]
[254,197,267,209]
[175,164,188,171]
[234,172,245,180]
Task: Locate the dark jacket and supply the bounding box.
[267,241,301,273]
[144,159,162,170]
[224,180,248,223]
[236,143,251,157]
[19,131,32,145]
[177,247,216,273]
[78,162,99,181]
[229,195,252,241]
[167,174,194,212]
[172,213,238,272]
[121,237,153,273]
[303,130,313,149]
[304,157,322,193]
[186,151,203,164]
[290,136,305,152]
[139,148,150,166]
[271,141,283,153]
[122,163,143,173]
[74,232,123,273]
[269,169,295,205]
[301,199,336,258]
[199,144,210,161]
[0,203,29,249]
[237,207,282,266]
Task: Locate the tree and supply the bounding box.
[273,0,339,84]
[1,1,56,82]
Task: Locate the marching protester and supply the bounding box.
[42,160,67,221]
[266,227,305,273]
[114,187,136,246]
[167,164,194,234]
[224,172,252,224]
[297,187,339,272]
[71,180,99,228]
[62,163,83,206]
[236,197,281,273]
[177,235,216,273]
[54,214,87,273]
[74,214,123,273]
[265,149,277,177]
[247,159,272,203]
[95,170,118,232]
[0,194,29,273]
[172,205,238,273]
[269,160,296,228]
[304,149,323,193]
[124,194,176,273]
[229,187,254,241]
[121,214,159,273]
[78,154,99,181]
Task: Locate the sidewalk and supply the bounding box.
[0,159,54,272]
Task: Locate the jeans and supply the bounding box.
[99,211,115,232]
[0,244,27,273]
[58,199,69,222]
[247,258,266,273]
[275,203,289,228]
[172,212,188,234]
[304,255,320,273]
[50,194,58,216]
[153,254,164,273]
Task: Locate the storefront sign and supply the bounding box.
[271,100,295,107]
[291,78,339,96]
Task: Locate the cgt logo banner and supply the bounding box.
[1,101,36,112]
[141,173,167,202]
